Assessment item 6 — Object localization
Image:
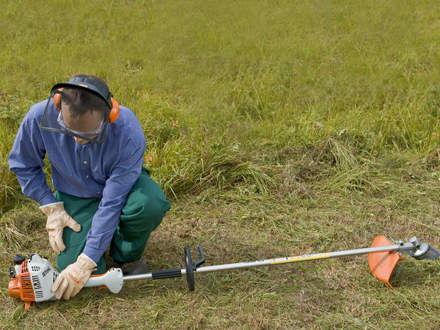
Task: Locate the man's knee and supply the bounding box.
[146,194,170,228]
[122,193,170,230]
[122,172,171,230]
[56,244,82,272]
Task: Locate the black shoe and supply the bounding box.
[120,258,149,275]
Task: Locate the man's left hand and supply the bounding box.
[52,253,96,300]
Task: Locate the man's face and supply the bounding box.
[61,104,104,144]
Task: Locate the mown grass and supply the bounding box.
[1,0,440,328]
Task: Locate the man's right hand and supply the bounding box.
[40,202,81,254]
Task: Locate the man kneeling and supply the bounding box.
[8,74,171,299]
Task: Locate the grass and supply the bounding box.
[1,0,440,328]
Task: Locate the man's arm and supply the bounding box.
[8,110,58,206]
[82,137,146,263]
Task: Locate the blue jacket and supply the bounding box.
[8,99,146,263]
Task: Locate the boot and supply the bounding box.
[119,258,149,275]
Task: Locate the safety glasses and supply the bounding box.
[57,111,105,139]
[40,95,108,144]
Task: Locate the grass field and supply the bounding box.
[1,0,440,328]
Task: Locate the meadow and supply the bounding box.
[0,0,439,328]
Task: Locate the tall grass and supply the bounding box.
[1,0,440,211]
[0,94,32,214]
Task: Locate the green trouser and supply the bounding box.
[54,168,171,274]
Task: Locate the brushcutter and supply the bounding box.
[8,235,439,309]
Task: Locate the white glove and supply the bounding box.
[40,202,81,254]
[51,253,96,300]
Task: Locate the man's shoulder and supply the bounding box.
[111,106,145,146]
[114,106,142,130]
[25,99,50,121]
[117,105,138,122]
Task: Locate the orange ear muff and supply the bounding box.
[109,98,119,123]
[53,86,118,123]
[53,88,63,111]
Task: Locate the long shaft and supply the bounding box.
[123,242,412,281]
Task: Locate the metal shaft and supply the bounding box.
[122,242,413,281]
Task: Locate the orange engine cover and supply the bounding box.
[8,260,36,303]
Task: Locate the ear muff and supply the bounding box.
[53,88,63,111]
[52,87,120,124]
[109,98,119,123]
